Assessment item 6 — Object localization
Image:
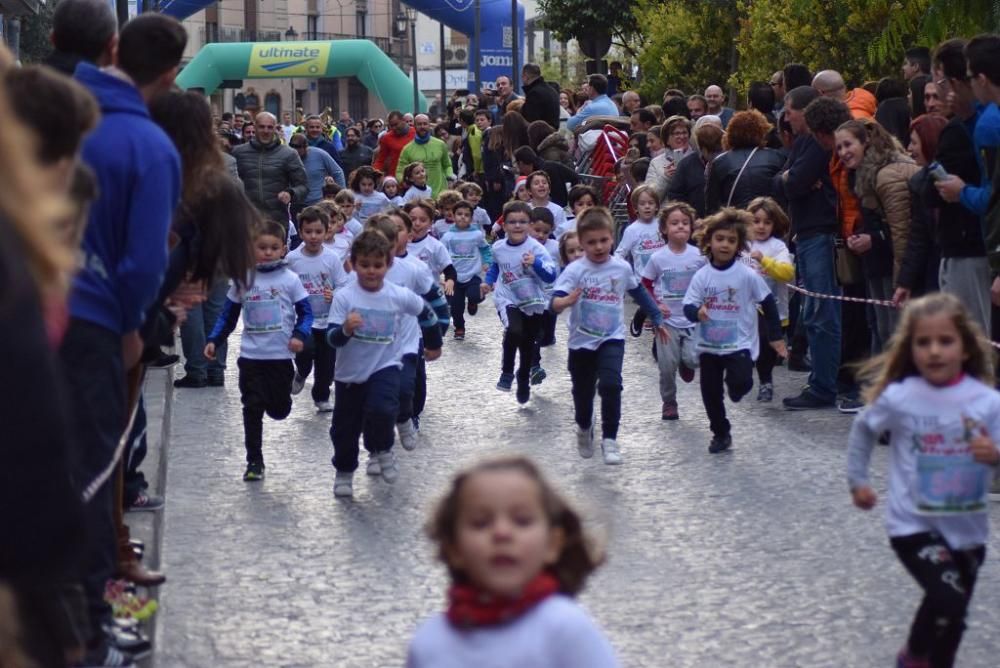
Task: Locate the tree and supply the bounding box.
[868,0,1000,66]
[536,0,643,60]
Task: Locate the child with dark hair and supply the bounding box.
[350,165,391,223]
[457,181,491,233]
[205,219,314,481]
[440,200,491,340]
[431,189,463,239]
[528,207,560,385]
[333,188,363,236]
[557,184,598,239]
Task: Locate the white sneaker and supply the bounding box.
[333,471,353,497]
[576,422,594,459]
[377,450,399,484]
[365,452,381,476]
[291,373,306,395]
[397,420,418,451]
[601,438,622,465]
[315,400,334,413]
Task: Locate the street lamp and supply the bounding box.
[285,26,298,40]
[285,26,299,120]
[407,7,419,115]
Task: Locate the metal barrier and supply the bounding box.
[575,124,632,238]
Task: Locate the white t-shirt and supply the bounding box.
[227,267,309,360]
[402,184,433,203]
[354,191,391,223]
[386,253,436,355]
[328,280,427,384]
[324,230,354,264]
[441,227,489,283]
[280,124,296,143]
[431,218,454,240]
[388,194,405,207]
[408,234,453,277]
[615,219,664,276]
[489,237,556,316]
[540,238,561,296]
[285,246,350,328]
[530,200,568,236]
[345,217,363,237]
[682,260,771,359]
[641,244,706,330]
[554,256,637,351]
[473,206,491,230]
[748,237,793,322]
[407,595,620,668]
[555,214,576,239]
[847,375,1000,550]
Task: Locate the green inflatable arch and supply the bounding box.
[175,39,427,112]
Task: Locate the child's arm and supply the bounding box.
[640,277,658,303]
[290,297,313,352]
[628,285,669,342]
[846,414,879,510]
[327,313,362,347]
[530,254,558,283]
[478,232,493,266]
[481,261,499,296]
[204,298,241,359]
[757,255,795,283]
[421,284,451,335]
[614,227,632,260]
[417,304,443,358]
[551,289,582,314]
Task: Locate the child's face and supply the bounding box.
[410,206,432,238]
[562,236,584,264]
[465,191,481,207]
[572,194,595,217]
[647,134,664,154]
[529,176,550,201]
[636,192,658,221]
[454,208,472,229]
[709,228,740,264]
[383,181,398,197]
[911,312,968,386]
[580,226,613,263]
[529,221,552,244]
[446,469,561,599]
[411,165,427,187]
[751,209,774,241]
[391,215,412,254]
[503,213,530,243]
[330,216,345,236]
[359,177,376,196]
[441,205,455,220]
[299,220,327,250]
[662,210,692,246]
[339,200,355,219]
[353,252,390,291]
[254,234,285,264]
[474,114,491,131]
[515,186,530,202]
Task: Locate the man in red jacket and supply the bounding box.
[373,110,415,181]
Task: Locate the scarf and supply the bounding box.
[446,571,559,628]
[414,132,431,145]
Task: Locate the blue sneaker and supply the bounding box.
[496,372,514,391]
[530,366,547,385]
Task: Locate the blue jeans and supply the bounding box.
[448,276,482,330]
[180,278,228,381]
[568,340,625,440]
[330,365,400,472]
[795,233,841,400]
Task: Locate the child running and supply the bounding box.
[557,184,598,239]
[351,165,391,224]
[745,197,794,403]
[457,181,491,234]
[334,188,363,236]
[205,219,313,481]
[528,207,561,385]
[847,292,1000,668]
[286,206,350,412]
[432,190,462,239]
[682,208,786,454]
[640,202,705,421]
[407,456,619,667]
[558,231,584,267]
[326,230,443,497]
[381,176,404,207]
[552,207,668,465]
[525,170,568,237]
[482,201,558,404]
[440,200,491,340]
[402,162,433,204]
[615,184,664,277]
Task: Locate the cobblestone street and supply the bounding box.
[155,303,1000,667]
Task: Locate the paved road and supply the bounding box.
[155,303,1000,667]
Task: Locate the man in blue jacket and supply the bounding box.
[65,13,184,666]
[566,74,619,132]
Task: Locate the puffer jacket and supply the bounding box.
[537,132,574,170]
[854,147,920,282]
[232,138,308,224]
[705,146,785,213]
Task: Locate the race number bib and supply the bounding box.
[700,317,738,349]
[660,270,696,300]
[307,293,330,321]
[243,299,283,333]
[353,308,396,344]
[914,454,989,514]
[508,277,544,308]
[579,300,620,338]
[450,240,477,260]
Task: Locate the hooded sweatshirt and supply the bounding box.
[72,62,181,334]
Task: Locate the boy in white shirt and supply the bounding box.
[440,200,491,340]
[615,184,665,277]
[528,207,561,385]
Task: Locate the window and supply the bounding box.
[307,15,318,40]
[355,8,367,37]
[348,77,368,121]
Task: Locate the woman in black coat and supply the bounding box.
[705,110,785,213]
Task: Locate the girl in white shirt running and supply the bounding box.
[615,184,665,277]
[847,292,1000,668]
[407,456,619,668]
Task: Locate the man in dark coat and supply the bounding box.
[520,62,561,129]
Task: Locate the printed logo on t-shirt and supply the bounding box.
[912,414,991,514]
[353,308,396,344]
[243,288,284,333]
[698,286,740,349]
[635,238,665,268]
[449,239,477,260]
[660,269,697,300]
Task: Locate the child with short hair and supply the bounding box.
[557,184,599,239]
[205,220,314,481]
[482,201,558,404]
[326,231,444,497]
[402,162,432,203]
[641,202,705,421]
[440,200,491,340]
[847,293,1000,668]
[317,201,352,267]
[526,170,568,236]
[408,456,618,667]
[432,189,463,239]
[615,184,664,277]
[528,207,560,385]
[381,176,403,207]
[286,206,350,412]
[682,208,786,454]
[552,207,669,465]
[457,181,491,233]
[321,183,341,201]
[333,189,363,236]
[351,165,391,223]
[745,197,794,403]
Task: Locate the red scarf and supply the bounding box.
[446,571,559,628]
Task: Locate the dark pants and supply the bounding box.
[294,328,336,402]
[699,351,753,438]
[891,532,986,668]
[237,357,294,465]
[839,282,869,394]
[414,342,427,418]
[755,315,784,385]
[59,319,125,641]
[502,307,543,389]
[532,309,557,368]
[449,276,482,331]
[397,352,418,424]
[568,340,625,440]
[123,394,148,506]
[179,278,228,383]
[330,365,401,472]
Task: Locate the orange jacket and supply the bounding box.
[830,154,862,239]
[846,88,877,119]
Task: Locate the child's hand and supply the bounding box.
[750,250,763,262]
[658,303,671,317]
[444,279,455,296]
[654,324,671,344]
[563,287,583,305]
[323,287,333,302]
[970,433,1000,466]
[522,252,535,268]
[344,312,363,336]
[204,343,216,361]
[851,486,877,510]
[482,264,489,274]
[697,304,710,322]
[770,339,788,358]
[288,337,304,353]
[425,347,442,361]
[480,283,493,298]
